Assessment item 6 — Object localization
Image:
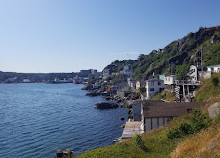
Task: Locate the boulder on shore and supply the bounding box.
[82,84,93,90]
[94,102,119,109]
[86,91,99,96]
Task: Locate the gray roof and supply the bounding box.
[142,101,206,118]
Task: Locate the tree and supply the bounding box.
[176,64,190,80]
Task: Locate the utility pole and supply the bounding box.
[201,46,203,77]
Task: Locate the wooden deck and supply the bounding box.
[121,121,143,141]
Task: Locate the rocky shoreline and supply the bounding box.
[82,83,137,123]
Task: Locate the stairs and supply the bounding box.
[175,86,180,98]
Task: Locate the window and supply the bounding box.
[151,81,154,85]
[158,81,161,85]
[150,88,154,91]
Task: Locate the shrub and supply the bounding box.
[211,75,219,87]
[133,134,149,152]
[167,109,211,139]
[191,109,211,132]
[167,128,182,139]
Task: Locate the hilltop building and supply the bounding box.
[123,65,133,76]
[207,64,220,73]
[188,65,198,81]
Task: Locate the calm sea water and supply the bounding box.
[0,83,128,158]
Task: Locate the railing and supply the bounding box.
[174,80,202,85]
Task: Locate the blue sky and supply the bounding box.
[1,0,220,73]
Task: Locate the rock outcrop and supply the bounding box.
[94,102,119,109]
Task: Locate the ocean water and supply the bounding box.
[0,83,128,158]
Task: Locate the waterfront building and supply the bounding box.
[117,90,131,98]
[103,69,110,79]
[140,101,206,132]
[23,79,31,83]
[145,78,164,99]
[80,69,92,76]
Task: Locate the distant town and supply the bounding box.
[0,69,101,84]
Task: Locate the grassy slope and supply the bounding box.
[77,113,207,158]
[77,125,180,158]
[151,90,175,102]
[171,115,220,158]
[194,73,220,103]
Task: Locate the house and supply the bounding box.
[146,78,164,99]
[188,65,198,81]
[207,64,220,73]
[123,65,133,76]
[103,69,110,79]
[164,75,177,85]
[141,101,206,132]
[23,79,31,83]
[117,90,131,98]
[159,74,165,81]
[136,81,145,90]
[136,81,141,89]
[127,77,135,88]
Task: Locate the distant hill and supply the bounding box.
[104,25,220,80]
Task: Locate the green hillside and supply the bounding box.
[104,25,220,80]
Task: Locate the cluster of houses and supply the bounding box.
[119,63,220,141]
[103,65,133,79]
[100,63,220,103]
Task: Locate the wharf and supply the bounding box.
[120,121,143,141]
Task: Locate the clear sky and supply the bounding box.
[1,0,220,73]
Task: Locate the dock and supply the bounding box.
[120,121,143,141]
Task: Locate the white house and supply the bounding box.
[103,69,110,79]
[146,78,164,99]
[23,79,31,83]
[127,77,135,88]
[123,65,133,76]
[164,75,177,85]
[207,64,220,73]
[188,65,198,81]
